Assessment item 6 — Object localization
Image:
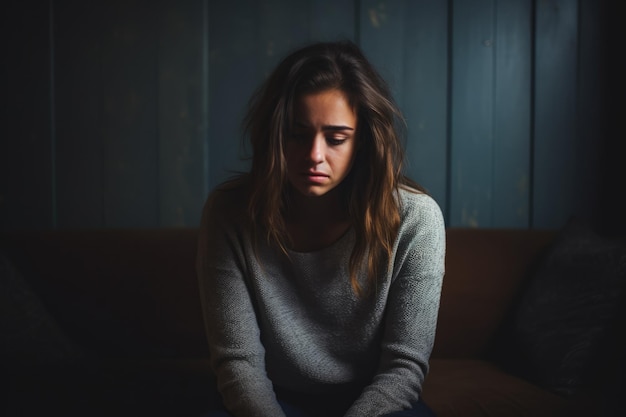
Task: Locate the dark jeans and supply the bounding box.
[205,399,436,417]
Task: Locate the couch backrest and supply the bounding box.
[433,228,555,358]
[1,228,555,359]
[1,229,205,358]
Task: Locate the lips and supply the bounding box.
[302,171,329,183]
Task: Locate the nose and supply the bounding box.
[306,134,325,164]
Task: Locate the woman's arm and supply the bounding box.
[344,195,446,417]
[197,191,286,417]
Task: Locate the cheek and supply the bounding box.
[343,145,358,167]
[284,146,300,171]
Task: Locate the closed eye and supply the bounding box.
[326,137,347,146]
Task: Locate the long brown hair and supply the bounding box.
[242,40,423,294]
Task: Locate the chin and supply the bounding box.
[299,188,328,198]
[292,184,333,198]
[288,178,342,199]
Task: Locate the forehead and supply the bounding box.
[294,89,357,126]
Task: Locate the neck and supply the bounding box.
[284,187,352,252]
[287,187,348,224]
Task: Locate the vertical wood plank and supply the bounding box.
[257,0,310,78]
[493,0,532,228]
[208,0,260,191]
[100,0,159,227]
[359,0,407,105]
[57,0,162,228]
[532,0,578,229]
[0,0,53,230]
[402,1,449,211]
[359,0,449,212]
[450,0,495,227]
[600,0,626,235]
[54,0,106,228]
[576,0,605,223]
[157,0,208,227]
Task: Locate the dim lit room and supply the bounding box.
[1,0,624,416]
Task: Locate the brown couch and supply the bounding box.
[0,228,619,416]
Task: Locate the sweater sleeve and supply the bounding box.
[344,195,446,417]
[196,191,286,417]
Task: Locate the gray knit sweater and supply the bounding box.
[196,184,446,417]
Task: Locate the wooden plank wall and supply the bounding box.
[1,0,617,230]
[1,0,54,229]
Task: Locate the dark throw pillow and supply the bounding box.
[0,250,86,367]
[513,218,626,397]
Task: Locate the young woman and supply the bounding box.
[197,40,446,417]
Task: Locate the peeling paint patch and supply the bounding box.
[517,174,529,195]
[369,3,388,28]
[369,9,380,27]
[461,207,480,228]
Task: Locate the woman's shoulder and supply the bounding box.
[397,184,445,230]
[398,184,441,212]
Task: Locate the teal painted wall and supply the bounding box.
[1,0,622,231]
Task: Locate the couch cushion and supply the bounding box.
[422,359,569,417]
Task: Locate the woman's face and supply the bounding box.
[285,89,358,198]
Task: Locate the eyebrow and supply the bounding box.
[294,122,355,131]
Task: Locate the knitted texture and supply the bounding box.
[197,186,446,417]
